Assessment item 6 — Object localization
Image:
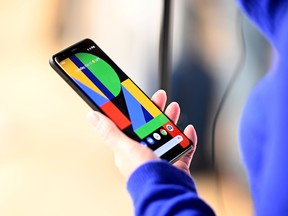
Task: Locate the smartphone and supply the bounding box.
[49,38,193,163]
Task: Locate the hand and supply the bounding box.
[87,90,197,180]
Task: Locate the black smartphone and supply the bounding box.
[49,38,193,163]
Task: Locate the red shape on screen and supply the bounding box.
[163,122,189,148]
[101,101,131,130]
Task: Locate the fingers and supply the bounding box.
[151,90,181,124]
[173,125,197,175]
[88,89,196,179]
[151,89,167,111]
[88,111,159,179]
[184,124,197,150]
[183,124,198,164]
[165,102,180,124]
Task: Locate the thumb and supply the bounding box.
[87,111,138,153]
[87,111,159,179]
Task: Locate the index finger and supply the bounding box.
[151,89,167,111]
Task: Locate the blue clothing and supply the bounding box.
[239,0,288,215]
[127,0,288,215]
[127,161,215,216]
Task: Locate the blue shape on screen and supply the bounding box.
[73,78,109,106]
[122,85,146,130]
[140,141,148,147]
[146,137,155,145]
[70,55,115,100]
[141,105,153,122]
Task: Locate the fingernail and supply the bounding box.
[87,111,99,127]
[171,101,179,107]
[188,124,194,129]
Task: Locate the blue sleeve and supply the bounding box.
[127,161,215,216]
[258,54,288,215]
[237,0,288,49]
[238,0,288,215]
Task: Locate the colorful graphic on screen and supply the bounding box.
[59,52,189,154]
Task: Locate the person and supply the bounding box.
[88,0,288,215]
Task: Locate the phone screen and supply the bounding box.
[51,39,192,162]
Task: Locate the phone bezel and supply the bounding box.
[49,38,193,163]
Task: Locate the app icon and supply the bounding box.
[153,133,161,140]
[166,124,174,131]
[146,137,155,145]
[160,129,167,136]
[140,141,148,147]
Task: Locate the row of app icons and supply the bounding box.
[140,124,174,146]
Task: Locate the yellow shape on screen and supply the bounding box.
[60,58,107,98]
[121,79,161,117]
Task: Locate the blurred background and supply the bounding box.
[0,0,271,215]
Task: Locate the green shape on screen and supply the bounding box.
[135,113,169,139]
[76,53,121,97]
